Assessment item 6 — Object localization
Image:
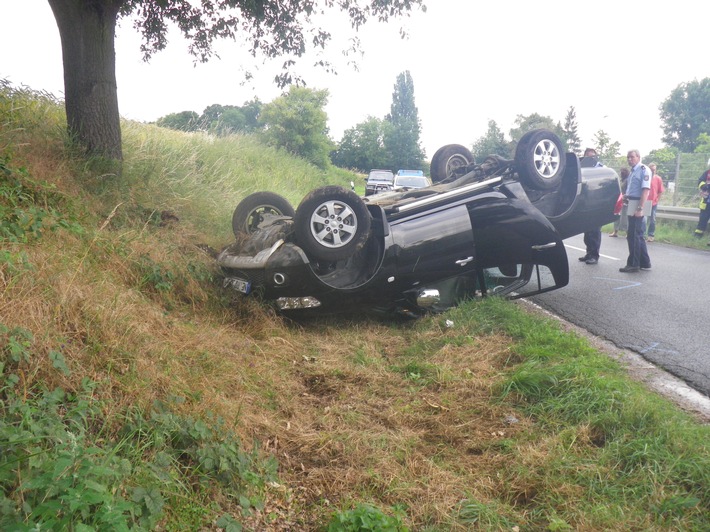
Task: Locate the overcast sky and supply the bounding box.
[2,0,708,160]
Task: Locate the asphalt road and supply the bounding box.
[530,232,710,398]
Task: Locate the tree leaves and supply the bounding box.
[660,78,710,152]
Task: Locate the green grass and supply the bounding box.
[441,299,710,530]
[604,217,709,250]
[651,218,710,248]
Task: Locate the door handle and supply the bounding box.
[455,256,474,266]
[532,242,557,250]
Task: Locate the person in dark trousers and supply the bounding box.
[620,149,651,273]
[578,148,604,265]
[694,162,710,241]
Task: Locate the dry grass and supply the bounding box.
[189,318,526,528]
[2,225,527,528]
[248,324,522,528]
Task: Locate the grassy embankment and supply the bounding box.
[1,81,708,531]
[603,220,710,249]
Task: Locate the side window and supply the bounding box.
[480,263,561,298]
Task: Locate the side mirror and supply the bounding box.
[416,289,440,308]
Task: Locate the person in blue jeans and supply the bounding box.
[645,163,664,241]
[620,149,651,273]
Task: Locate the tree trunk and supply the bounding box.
[48,0,123,162]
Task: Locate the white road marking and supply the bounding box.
[565,243,622,261]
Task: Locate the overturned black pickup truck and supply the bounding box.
[217,129,620,317]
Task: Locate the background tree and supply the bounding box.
[646,146,679,181]
[259,86,333,169]
[471,120,510,160]
[46,0,425,165]
[383,71,425,170]
[562,106,582,155]
[592,130,621,159]
[694,133,710,154]
[199,99,263,135]
[155,110,200,132]
[659,78,710,152]
[209,107,248,135]
[331,117,391,172]
[200,104,229,129]
[508,113,562,144]
[236,98,263,133]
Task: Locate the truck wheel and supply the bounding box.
[430,144,474,183]
[232,192,295,236]
[515,129,566,190]
[295,186,371,262]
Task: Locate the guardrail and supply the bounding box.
[655,205,699,222]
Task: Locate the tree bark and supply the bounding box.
[48,0,123,162]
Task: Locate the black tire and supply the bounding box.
[514,129,566,190]
[430,144,474,183]
[294,186,371,262]
[232,191,295,236]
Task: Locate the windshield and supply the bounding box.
[368,171,393,182]
[395,176,428,188]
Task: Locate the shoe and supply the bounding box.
[641,265,652,270]
[619,266,640,273]
[647,236,654,242]
[578,256,589,262]
[609,232,618,237]
[585,257,598,264]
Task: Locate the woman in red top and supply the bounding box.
[645,163,665,242]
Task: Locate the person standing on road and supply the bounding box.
[578,148,604,265]
[620,149,651,273]
[694,162,710,240]
[645,163,664,242]
[610,167,630,237]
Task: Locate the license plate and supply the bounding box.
[224,277,251,294]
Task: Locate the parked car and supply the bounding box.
[396,169,424,177]
[217,129,620,317]
[364,169,395,196]
[393,170,430,191]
